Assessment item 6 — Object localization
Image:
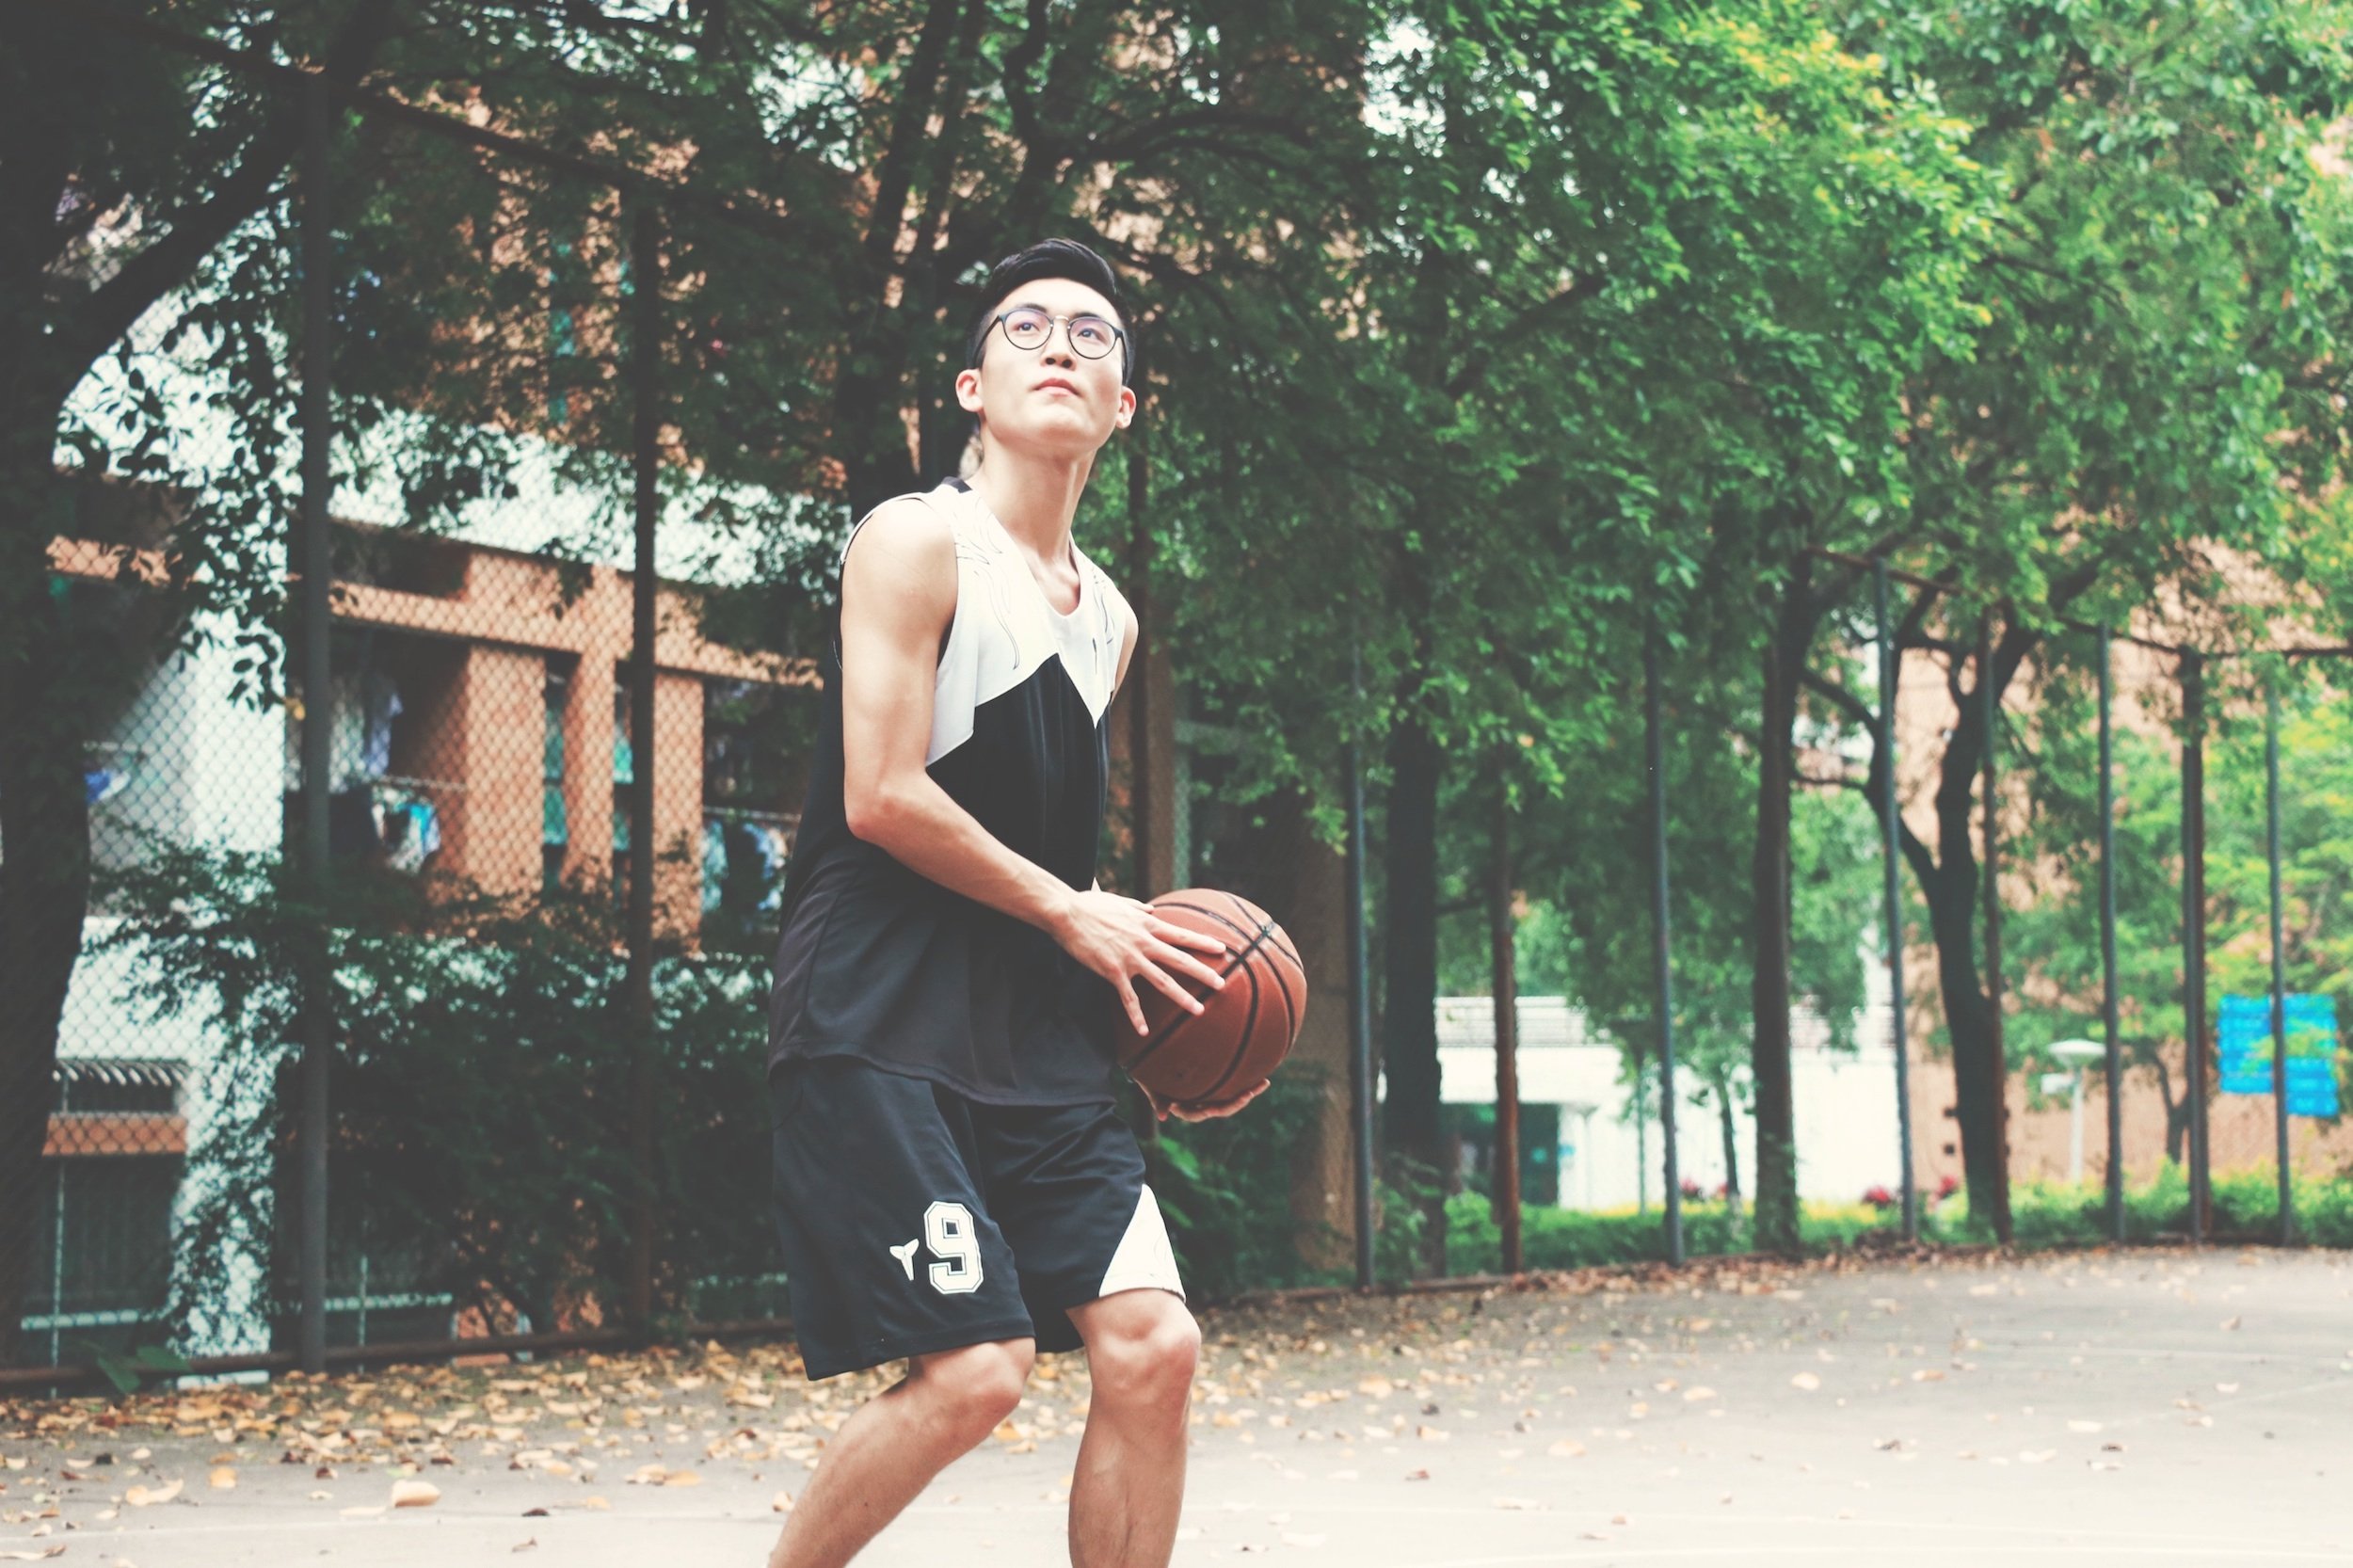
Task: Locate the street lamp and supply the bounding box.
[1561,1099,1598,1211]
[2046,1038,2106,1186]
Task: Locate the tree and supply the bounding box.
[2008,668,2353,1170]
[1797,0,2353,1236]
[1150,0,1989,1268]
[1513,676,1885,1226]
[1,0,1385,1358]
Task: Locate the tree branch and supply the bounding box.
[1445,270,1609,400]
[58,0,403,376]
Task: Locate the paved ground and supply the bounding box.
[6,1244,2352,1566]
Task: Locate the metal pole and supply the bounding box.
[1489,773,1522,1274]
[2181,652,2210,1243]
[296,75,335,1377]
[2265,682,2295,1244]
[1644,627,1685,1265]
[624,204,662,1330]
[2098,628,2124,1240]
[1979,627,2014,1244]
[1344,649,1375,1289]
[1875,562,1917,1241]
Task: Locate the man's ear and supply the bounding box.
[1113,384,1137,428]
[954,366,984,414]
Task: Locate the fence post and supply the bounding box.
[1344,645,1375,1290]
[1489,770,1522,1273]
[1643,626,1685,1265]
[1979,627,2014,1244]
[2264,681,2295,1245]
[2098,627,2124,1240]
[296,74,336,1378]
[1874,561,1917,1241]
[2181,652,2210,1243]
[624,201,663,1331]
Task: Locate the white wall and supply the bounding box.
[1414,995,1908,1210]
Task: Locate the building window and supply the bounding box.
[698,680,818,952]
[541,661,570,891]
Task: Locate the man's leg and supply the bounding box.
[766,1336,1035,1568]
[1065,1289,1201,1568]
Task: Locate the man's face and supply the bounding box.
[957,275,1135,456]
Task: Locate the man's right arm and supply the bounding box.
[836,499,1225,1037]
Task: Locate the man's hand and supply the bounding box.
[1054,888,1229,1037]
[1141,1079,1271,1123]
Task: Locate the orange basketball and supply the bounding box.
[1122,888,1307,1109]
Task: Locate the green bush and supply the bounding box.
[101,846,781,1339]
[1445,1192,1905,1273]
[1142,1068,1346,1299]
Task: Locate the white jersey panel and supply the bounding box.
[924,481,1126,767]
[839,481,1128,770]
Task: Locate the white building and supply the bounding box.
[1421,995,1907,1210]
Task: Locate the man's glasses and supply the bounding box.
[987,306,1125,361]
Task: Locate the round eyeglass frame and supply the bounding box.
[986,305,1127,362]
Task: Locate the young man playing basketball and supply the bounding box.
[763,238,1266,1568]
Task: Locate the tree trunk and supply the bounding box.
[0,473,95,1367]
[1749,570,1810,1256]
[1717,1082,1743,1221]
[1381,712,1446,1275]
[1915,639,2018,1238]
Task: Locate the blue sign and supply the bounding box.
[2217,994,2342,1116]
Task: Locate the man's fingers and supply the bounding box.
[1115,976,1148,1035]
[1151,920,1232,956]
[1148,940,1227,990]
[1139,962,1207,1016]
[1174,1079,1270,1121]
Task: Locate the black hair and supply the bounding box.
[963,238,1132,385]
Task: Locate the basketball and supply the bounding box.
[1122,888,1307,1109]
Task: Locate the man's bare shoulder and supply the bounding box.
[846,494,954,573]
[842,494,957,620]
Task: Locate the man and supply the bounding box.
[763,238,1266,1568]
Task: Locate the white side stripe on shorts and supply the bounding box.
[1096,1184,1186,1301]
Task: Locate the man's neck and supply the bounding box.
[968,443,1094,563]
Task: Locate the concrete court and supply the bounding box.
[5,1246,2351,1567]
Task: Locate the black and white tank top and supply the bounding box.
[765,478,1133,1104]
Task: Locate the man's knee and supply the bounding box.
[1086,1295,1200,1404]
[914,1337,1033,1437]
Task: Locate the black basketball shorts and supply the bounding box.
[767,1058,1186,1381]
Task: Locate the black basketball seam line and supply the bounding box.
[1123,895,1281,1085]
[1170,892,1298,969]
[1155,902,1282,985]
[1261,945,1300,1057]
[1118,936,1255,1073]
[1134,909,1274,1047]
[1189,956,1263,1106]
[1164,894,1300,974]
[1172,904,1280,1096]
